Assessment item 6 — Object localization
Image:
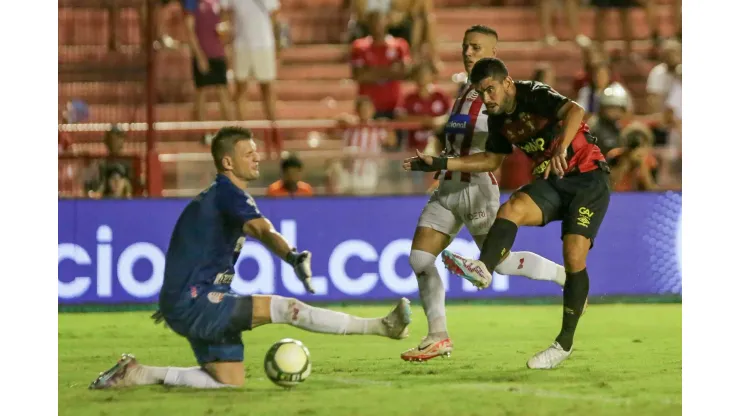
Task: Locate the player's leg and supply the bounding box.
[89,353,239,389]
[442,179,561,288]
[401,189,463,361]
[464,183,565,287]
[527,169,611,369]
[229,295,411,339]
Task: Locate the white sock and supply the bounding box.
[270,296,385,336]
[495,251,566,287]
[409,249,447,337]
[162,367,233,388]
[134,366,233,388]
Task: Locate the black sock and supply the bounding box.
[479,218,519,272]
[555,268,590,351]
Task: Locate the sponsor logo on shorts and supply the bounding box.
[207,291,225,304]
[576,207,594,228]
[466,211,487,221]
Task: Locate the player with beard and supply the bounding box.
[399,26,567,362]
[410,58,610,369]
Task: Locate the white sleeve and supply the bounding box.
[646,65,666,95]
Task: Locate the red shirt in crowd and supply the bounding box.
[350,35,411,112]
[399,87,451,152]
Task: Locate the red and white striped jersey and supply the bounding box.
[343,125,386,154]
[437,82,497,185]
[342,124,387,178]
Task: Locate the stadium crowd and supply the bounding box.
[58,0,682,198]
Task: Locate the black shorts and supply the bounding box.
[192,57,228,89]
[591,0,639,8]
[517,168,611,247]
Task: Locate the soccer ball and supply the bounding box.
[264,338,312,388]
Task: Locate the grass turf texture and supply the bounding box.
[59,304,681,416]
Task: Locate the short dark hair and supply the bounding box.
[464,25,498,40]
[210,126,253,172]
[281,154,303,171]
[469,58,509,85]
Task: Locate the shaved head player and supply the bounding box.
[399,25,567,362]
[90,127,412,389]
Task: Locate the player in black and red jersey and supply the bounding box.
[408,58,610,369]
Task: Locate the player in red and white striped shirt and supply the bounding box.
[399,25,567,362]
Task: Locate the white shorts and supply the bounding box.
[234,47,276,82]
[417,180,501,237]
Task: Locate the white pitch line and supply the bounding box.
[310,376,680,407]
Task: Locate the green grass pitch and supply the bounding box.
[59,303,681,416]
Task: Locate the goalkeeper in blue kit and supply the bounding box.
[90,127,411,389]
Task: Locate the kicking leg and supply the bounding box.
[442,192,545,288]
[493,250,566,287]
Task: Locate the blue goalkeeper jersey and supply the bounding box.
[159,174,263,308]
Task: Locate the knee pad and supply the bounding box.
[409,250,437,276]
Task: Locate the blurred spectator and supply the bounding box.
[396,62,450,153]
[606,122,660,191]
[589,82,632,156]
[571,45,622,97]
[327,96,397,195]
[646,40,681,118]
[89,164,134,199]
[183,0,235,121]
[592,0,661,59]
[350,11,411,119]
[645,39,681,148]
[267,154,314,197]
[538,0,589,47]
[395,62,450,192]
[532,62,556,86]
[348,0,438,66]
[84,126,140,196]
[576,61,615,116]
[220,0,283,159]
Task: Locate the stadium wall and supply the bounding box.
[58,192,682,306]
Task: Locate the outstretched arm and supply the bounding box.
[403,150,507,173]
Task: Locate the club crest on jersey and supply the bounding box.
[444,114,470,134]
[207,291,225,304]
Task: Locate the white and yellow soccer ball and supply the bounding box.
[264,338,312,388]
